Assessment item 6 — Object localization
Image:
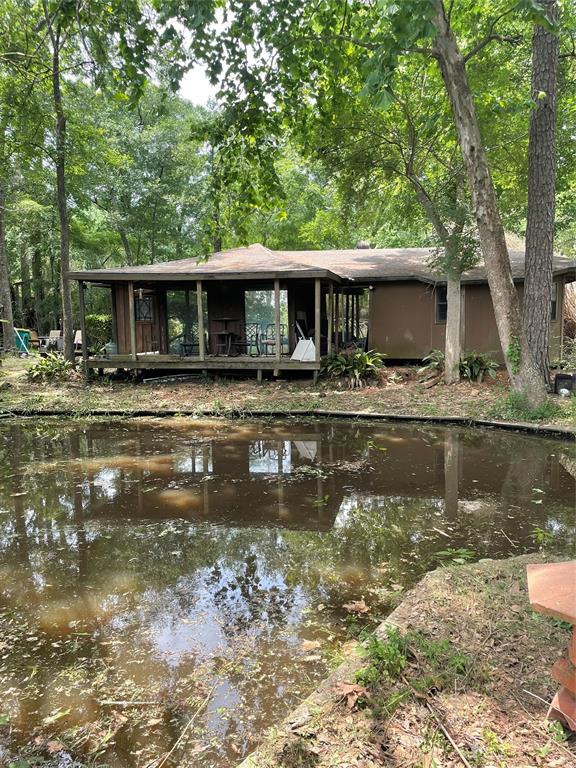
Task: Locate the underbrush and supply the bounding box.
[354,628,486,715]
[26,353,73,382]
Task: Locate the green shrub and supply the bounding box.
[419,349,445,375]
[320,349,385,388]
[556,337,576,371]
[85,314,112,353]
[459,350,498,382]
[489,390,562,422]
[27,353,73,382]
[420,349,498,382]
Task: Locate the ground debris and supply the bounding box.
[237,554,576,768]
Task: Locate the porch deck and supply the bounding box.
[86,354,321,374]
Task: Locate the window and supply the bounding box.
[135,295,153,322]
[550,283,558,321]
[435,285,447,324]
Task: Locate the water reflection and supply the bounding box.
[0,418,574,768]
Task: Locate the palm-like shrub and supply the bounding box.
[321,349,385,388]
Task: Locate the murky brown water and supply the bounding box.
[0,417,574,767]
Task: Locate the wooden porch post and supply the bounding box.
[184,289,191,343]
[196,280,205,361]
[274,279,281,362]
[314,278,321,364]
[78,280,88,372]
[327,283,333,356]
[127,282,137,361]
[334,287,340,351]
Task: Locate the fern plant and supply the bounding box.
[459,351,498,382]
[418,349,445,375]
[321,349,385,388]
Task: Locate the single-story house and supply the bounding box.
[69,243,576,377]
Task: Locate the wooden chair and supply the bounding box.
[29,330,41,350]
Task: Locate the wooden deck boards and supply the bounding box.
[86,355,320,371]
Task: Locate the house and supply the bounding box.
[69,243,576,377]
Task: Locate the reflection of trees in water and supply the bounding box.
[1,420,575,766]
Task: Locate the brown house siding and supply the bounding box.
[370,278,565,362]
[369,282,444,359]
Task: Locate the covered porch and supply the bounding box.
[72,267,368,378]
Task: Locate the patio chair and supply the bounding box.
[29,330,41,350]
[260,323,288,356]
[42,329,62,352]
[232,322,260,356]
[179,328,208,357]
[73,330,82,352]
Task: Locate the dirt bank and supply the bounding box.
[1,359,574,432]
[238,554,575,768]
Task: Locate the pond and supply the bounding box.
[0,417,574,767]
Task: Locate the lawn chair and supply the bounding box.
[45,329,62,352]
[179,327,207,357]
[233,322,260,356]
[73,330,83,353]
[260,323,288,356]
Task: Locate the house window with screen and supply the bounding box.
[435,285,448,324]
[135,295,153,322]
[550,283,558,321]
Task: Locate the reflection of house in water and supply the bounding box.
[88,433,341,531]
[9,420,574,540]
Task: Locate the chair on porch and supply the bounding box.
[179,327,203,357]
[232,322,261,356]
[260,323,288,356]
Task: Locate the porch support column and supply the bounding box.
[184,289,191,343]
[327,283,333,356]
[314,278,321,364]
[127,281,137,361]
[78,280,88,372]
[274,279,281,361]
[334,287,340,352]
[196,280,205,361]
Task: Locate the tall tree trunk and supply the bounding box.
[432,1,546,405]
[408,175,463,384]
[0,185,14,351]
[20,248,32,326]
[523,0,558,388]
[445,273,461,384]
[32,246,45,332]
[44,4,74,363]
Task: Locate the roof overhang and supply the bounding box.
[68,268,342,283]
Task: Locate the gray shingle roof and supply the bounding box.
[69,243,576,284]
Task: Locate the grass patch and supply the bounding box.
[354,627,488,719]
[489,390,562,422]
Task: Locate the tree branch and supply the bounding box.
[464,33,521,62]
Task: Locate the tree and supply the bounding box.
[371,0,550,402]
[296,58,479,382]
[523,0,559,386]
[19,0,157,362]
[163,0,555,402]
